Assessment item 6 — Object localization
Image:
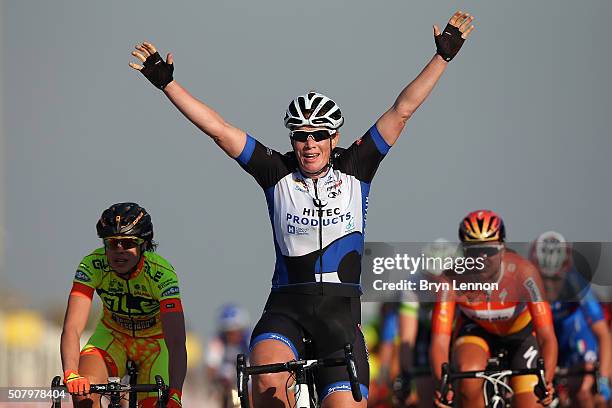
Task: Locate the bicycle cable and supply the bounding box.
[477,371,514,406]
[286,371,296,408]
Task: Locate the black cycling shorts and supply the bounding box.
[250,292,370,401]
[455,316,540,370]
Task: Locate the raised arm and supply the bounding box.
[376,11,475,146]
[130,42,247,158]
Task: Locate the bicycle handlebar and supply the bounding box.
[344,344,363,403]
[236,343,362,408]
[51,375,168,407]
[52,375,167,394]
[439,358,552,406]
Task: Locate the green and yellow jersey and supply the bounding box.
[70,248,182,338]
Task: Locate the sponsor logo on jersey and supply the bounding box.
[108,279,124,294]
[133,289,150,297]
[286,210,351,227]
[292,177,308,193]
[145,264,164,283]
[161,286,180,297]
[92,259,111,271]
[74,270,91,282]
[328,190,341,198]
[158,279,176,290]
[523,277,543,301]
[111,314,156,331]
[461,305,517,322]
[345,218,355,233]
[287,225,309,235]
[324,178,342,188]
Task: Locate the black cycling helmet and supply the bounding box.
[96,202,154,250]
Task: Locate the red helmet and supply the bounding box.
[459,210,506,242]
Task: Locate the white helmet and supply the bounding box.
[421,238,459,276]
[533,231,570,277]
[284,91,344,130]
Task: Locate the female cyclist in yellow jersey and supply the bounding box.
[60,203,186,408]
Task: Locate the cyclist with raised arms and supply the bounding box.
[530,231,611,407]
[430,210,558,407]
[60,203,186,408]
[130,11,474,407]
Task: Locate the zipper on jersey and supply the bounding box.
[313,179,324,295]
[125,277,137,338]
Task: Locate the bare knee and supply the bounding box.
[250,339,296,407]
[452,341,488,406]
[253,372,291,394]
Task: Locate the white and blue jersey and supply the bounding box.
[236,125,391,297]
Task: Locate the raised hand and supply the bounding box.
[434,10,475,62]
[130,41,174,90]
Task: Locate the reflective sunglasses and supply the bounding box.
[289,129,336,142]
[104,236,144,250]
[462,243,503,259]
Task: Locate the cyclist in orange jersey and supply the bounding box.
[430,210,557,407]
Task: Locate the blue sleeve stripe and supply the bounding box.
[369,124,391,155]
[236,134,256,166]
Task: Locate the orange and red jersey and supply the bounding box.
[432,251,553,337]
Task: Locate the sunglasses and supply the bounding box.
[462,244,503,259]
[289,129,336,142]
[104,236,144,250]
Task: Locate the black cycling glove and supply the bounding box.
[435,24,465,62]
[141,52,174,90]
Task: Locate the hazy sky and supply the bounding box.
[2,0,611,335]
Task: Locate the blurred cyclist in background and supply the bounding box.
[206,304,251,407]
[367,302,402,407]
[394,239,459,408]
[530,231,611,407]
[369,240,459,408]
[60,202,186,408]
